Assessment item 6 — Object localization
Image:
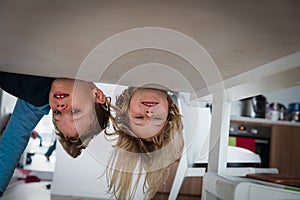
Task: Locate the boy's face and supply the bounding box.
[49,79,104,138]
[128,88,169,139]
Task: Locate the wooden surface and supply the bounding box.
[246,173,300,187]
[153,192,201,200]
[155,160,202,199]
[270,124,300,177]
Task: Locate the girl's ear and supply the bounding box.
[93,88,106,104]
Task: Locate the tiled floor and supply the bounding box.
[3,179,106,200]
[2,180,201,200]
[2,152,55,200]
[2,178,52,200]
[2,153,201,200]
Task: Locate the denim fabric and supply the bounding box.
[0,99,50,196]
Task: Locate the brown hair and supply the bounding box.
[54,101,111,158]
[105,87,183,199]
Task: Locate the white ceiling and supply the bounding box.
[0,0,300,95]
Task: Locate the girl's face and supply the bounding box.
[128,88,169,138]
[49,79,105,138]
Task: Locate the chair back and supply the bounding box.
[178,94,212,166]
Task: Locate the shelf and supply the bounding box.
[230,116,300,127]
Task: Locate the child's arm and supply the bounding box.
[0,99,50,196]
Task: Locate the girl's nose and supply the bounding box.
[145,110,154,117]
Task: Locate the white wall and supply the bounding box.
[51,133,115,199]
[0,90,17,134]
[263,85,300,108]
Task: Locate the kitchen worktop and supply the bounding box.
[230,116,300,127]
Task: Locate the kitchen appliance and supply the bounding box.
[288,102,300,122]
[240,95,267,118]
[229,122,271,168]
[267,102,286,121]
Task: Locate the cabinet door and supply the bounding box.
[270,125,300,177]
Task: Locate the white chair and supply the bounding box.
[168,96,269,200]
[168,95,212,200]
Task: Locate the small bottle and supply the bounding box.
[279,107,285,121]
[270,110,279,121]
[267,103,279,121]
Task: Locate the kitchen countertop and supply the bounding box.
[230,116,300,127]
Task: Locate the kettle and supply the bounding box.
[240,95,267,118]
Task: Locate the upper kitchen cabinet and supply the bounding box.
[0,0,300,97]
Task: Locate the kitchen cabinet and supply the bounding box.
[270,124,300,177]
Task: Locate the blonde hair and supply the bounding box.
[105,87,183,199]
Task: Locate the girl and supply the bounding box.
[106,87,183,199]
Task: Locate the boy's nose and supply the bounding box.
[56,103,67,110]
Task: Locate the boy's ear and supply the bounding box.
[94,88,106,104]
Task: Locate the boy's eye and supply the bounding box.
[53,110,61,115]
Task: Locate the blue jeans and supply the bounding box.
[0,99,50,196]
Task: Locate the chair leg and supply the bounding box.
[168,154,188,200]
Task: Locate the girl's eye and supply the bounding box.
[71,109,81,114]
[154,117,163,120]
[135,116,144,119]
[53,110,61,115]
